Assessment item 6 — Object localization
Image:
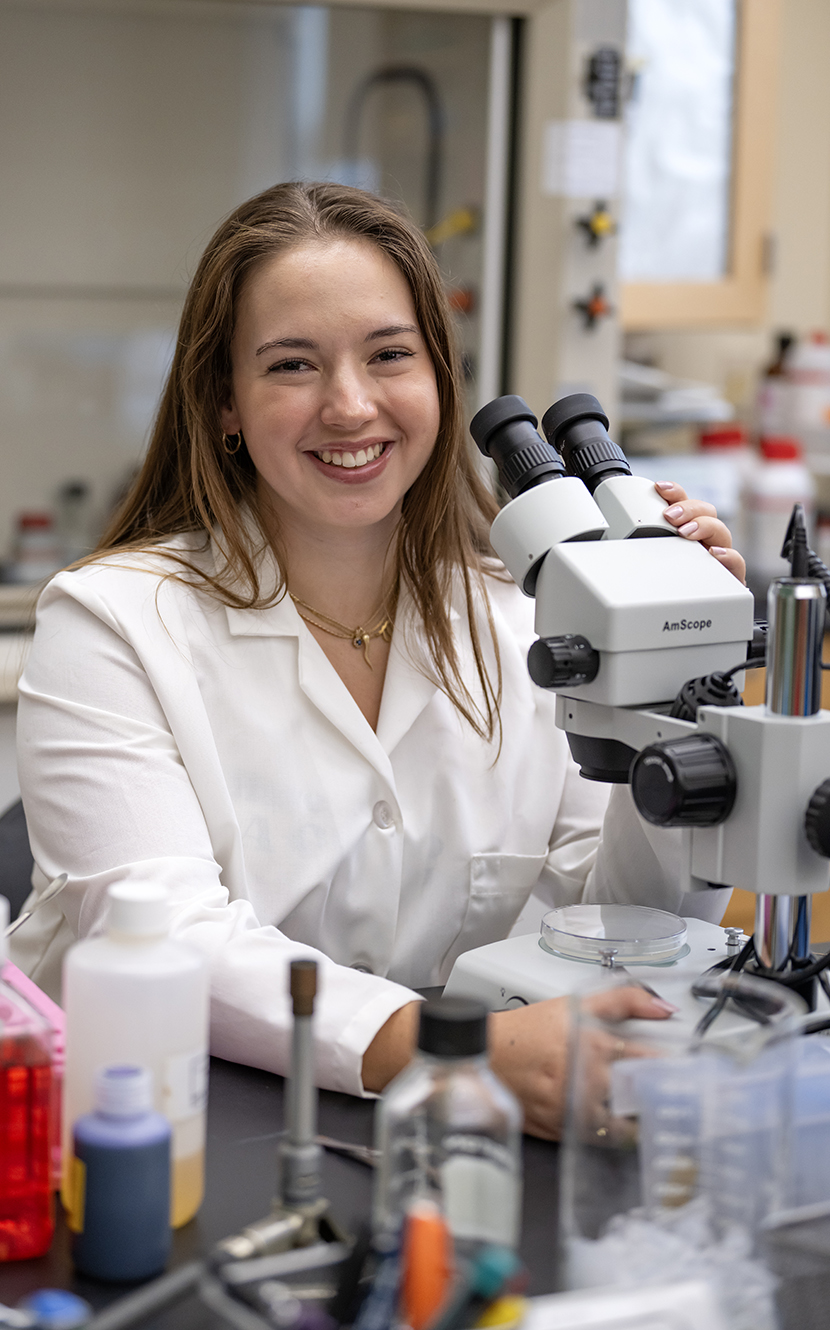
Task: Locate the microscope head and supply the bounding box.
[472,393,755,707]
[470,395,608,593]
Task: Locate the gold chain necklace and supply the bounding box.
[289,592,394,668]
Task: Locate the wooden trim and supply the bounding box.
[621,0,781,330]
[27,0,536,18]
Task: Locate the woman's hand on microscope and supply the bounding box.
[487,985,676,1141]
[655,481,746,585]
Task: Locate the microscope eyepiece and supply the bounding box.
[470,395,566,499]
[541,393,631,494]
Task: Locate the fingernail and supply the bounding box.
[651,998,679,1014]
[679,520,699,536]
[664,504,684,519]
[655,481,674,492]
[709,546,728,556]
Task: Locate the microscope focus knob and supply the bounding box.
[805,779,830,857]
[528,634,600,689]
[630,735,736,827]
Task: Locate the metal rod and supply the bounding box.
[280,960,323,1208]
[288,1013,316,1150]
[84,1261,204,1330]
[753,577,826,972]
[765,578,825,717]
[755,894,797,970]
[793,895,813,962]
[477,17,513,409]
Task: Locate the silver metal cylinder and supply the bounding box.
[288,1014,316,1148]
[755,579,825,972]
[755,893,798,970]
[793,894,813,962]
[766,578,826,716]
[280,1013,322,1207]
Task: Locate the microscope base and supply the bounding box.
[444,918,829,1031]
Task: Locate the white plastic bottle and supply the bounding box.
[785,330,830,451]
[696,423,754,553]
[6,511,64,584]
[743,436,816,592]
[62,883,209,1228]
[373,999,522,1254]
[756,332,794,437]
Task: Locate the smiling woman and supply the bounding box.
[222,242,439,556]
[219,237,442,726]
[12,183,739,1139]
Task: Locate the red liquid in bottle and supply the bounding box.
[0,1022,55,1260]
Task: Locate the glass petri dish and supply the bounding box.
[540,904,687,964]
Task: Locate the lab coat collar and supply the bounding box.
[216,523,297,639]
[375,600,442,755]
[292,587,444,773]
[216,526,468,762]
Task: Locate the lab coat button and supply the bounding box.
[373,801,395,830]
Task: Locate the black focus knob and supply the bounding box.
[528,635,600,689]
[806,779,830,857]
[630,734,736,827]
[670,672,744,722]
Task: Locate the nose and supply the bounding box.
[320,363,378,431]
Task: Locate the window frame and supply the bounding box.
[620,0,781,330]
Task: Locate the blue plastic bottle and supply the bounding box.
[68,1065,171,1281]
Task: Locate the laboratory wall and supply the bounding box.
[0,0,493,562]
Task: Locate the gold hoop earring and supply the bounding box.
[222,431,243,456]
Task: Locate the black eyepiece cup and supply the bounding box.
[470,395,566,500]
[541,393,630,495]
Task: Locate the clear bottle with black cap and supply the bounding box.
[373,998,522,1254]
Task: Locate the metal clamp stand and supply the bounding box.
[217,960,349,1260]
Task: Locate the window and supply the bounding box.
[620,0,780,328]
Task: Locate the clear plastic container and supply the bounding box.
[0,897,54,1261]
[2,957,65,1187]
[541,904,687,965]
[62,883,209,1228]
[373,999,522,1254]
[560,971,804,1321]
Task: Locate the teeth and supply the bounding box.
[316,444,383,469]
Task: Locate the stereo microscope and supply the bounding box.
[445,394,830,1027]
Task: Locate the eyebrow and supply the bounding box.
[255,337,317,357]
[365,324,420,341]
[254,325,420,357]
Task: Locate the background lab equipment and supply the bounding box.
[446,393,830,1024]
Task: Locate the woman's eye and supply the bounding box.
[267,358,314,374]
[373,348,414,365]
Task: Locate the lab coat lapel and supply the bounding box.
[375,622,440,755]
[219,534,443,770]
[295,625,396,779]
[225,590,395,777]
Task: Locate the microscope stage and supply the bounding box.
[443,917,824,1030]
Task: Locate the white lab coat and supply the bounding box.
[12,536,729,1096]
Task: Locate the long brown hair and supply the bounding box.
[96,181,502,740]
